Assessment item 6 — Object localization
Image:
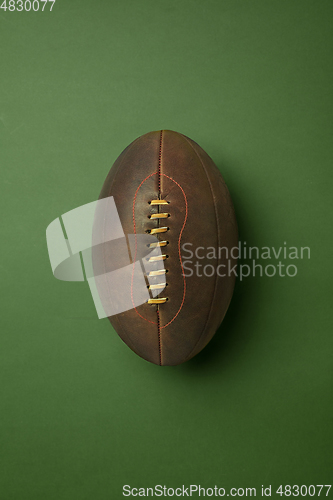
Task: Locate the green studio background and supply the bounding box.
[0,0,332,498]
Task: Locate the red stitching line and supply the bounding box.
[160,174,188,329]
[157,308,161,365]
[158,130,162,195]
[179,134,220,362]
[157,131,163,365]
[131,173,188,328]
[131,172,158,325]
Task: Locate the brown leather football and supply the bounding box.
[95,130,238,366]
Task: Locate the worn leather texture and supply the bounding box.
[95,130,238,366]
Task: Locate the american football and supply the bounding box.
[94,130,238,366]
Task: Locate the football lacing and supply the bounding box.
[147,199,169,305]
